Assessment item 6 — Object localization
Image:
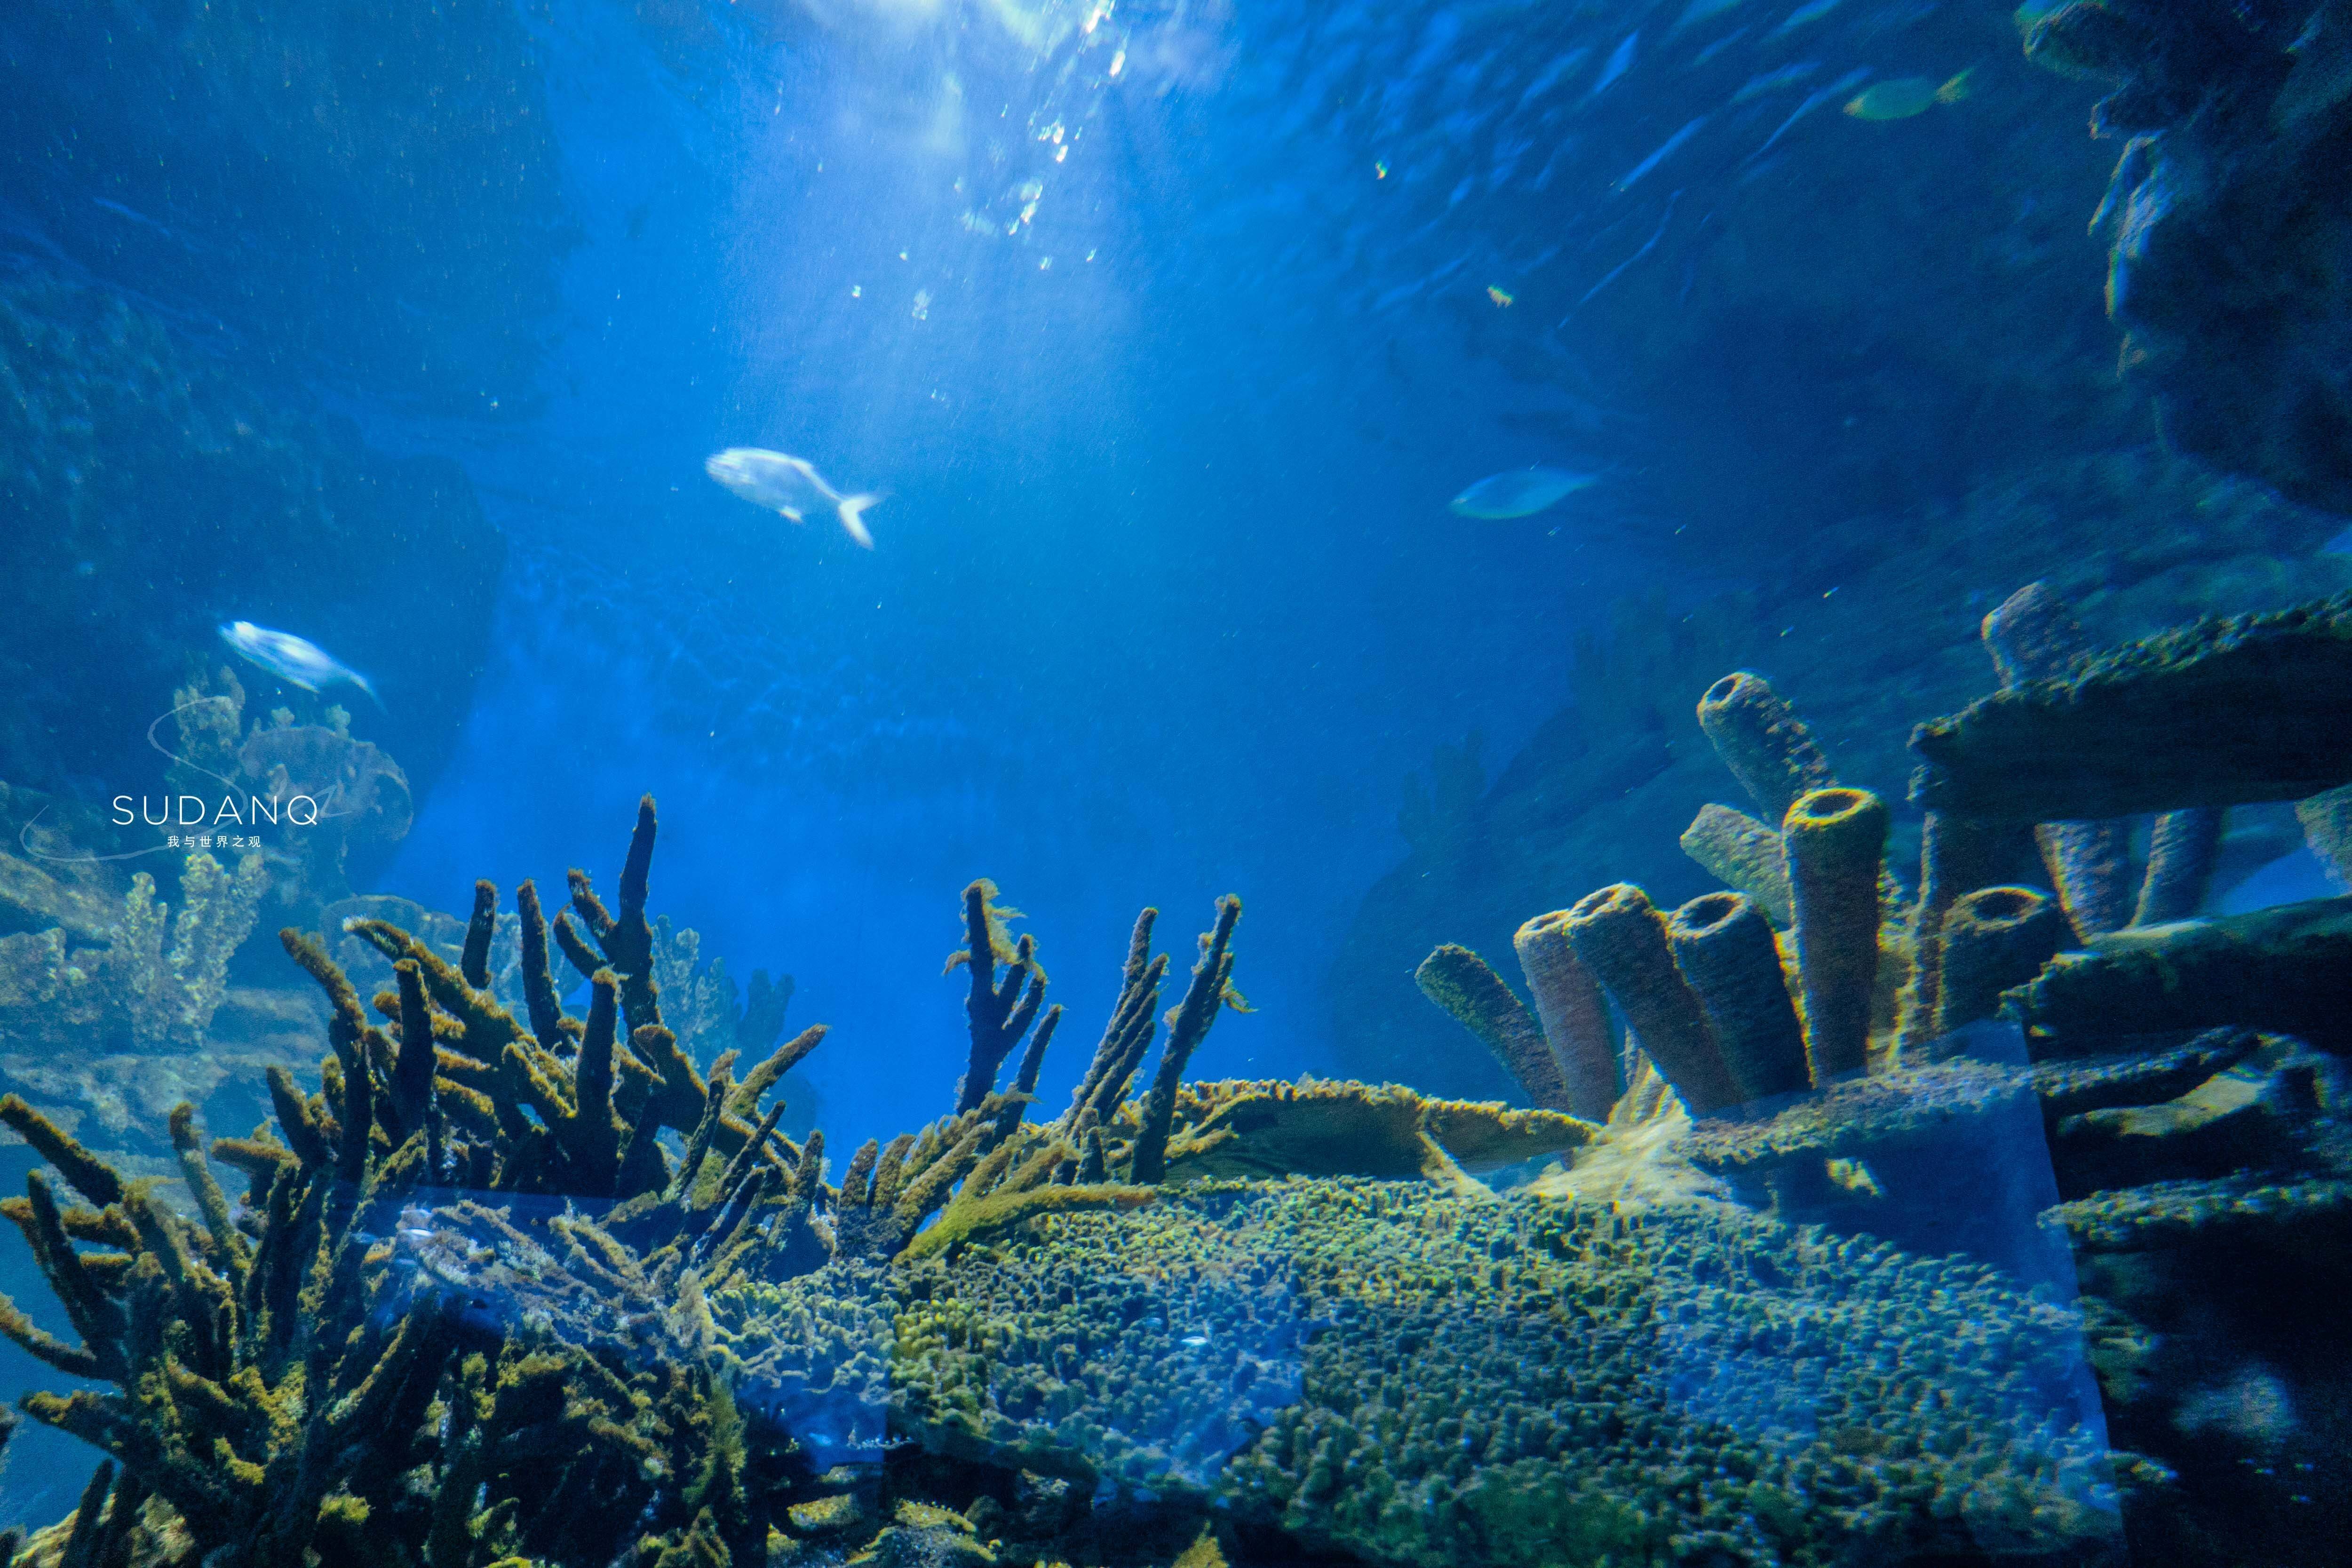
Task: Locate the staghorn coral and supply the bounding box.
[0,796,1268,1568]
[106,852,270,1052]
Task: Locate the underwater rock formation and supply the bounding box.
[2024,0,2352,516]
[1910,593,2352,821]
[11,781,2352,1565]
[2001,895,2352,1051]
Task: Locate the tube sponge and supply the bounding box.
[1678,804,1793,926]
[1696,672,1837,826]
[1512,912,1619,1121]
[2133,807,2223,926]
[1934,885,2069,1037]
[1664,892,1809,1103]
[1560,884,1742,1116]
[1782,788,1887,1083]
[1896,812,2041,1053]
[1413,945,1573,1112]
[2034,821,2135,940]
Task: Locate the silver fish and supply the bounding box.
[217,621,380,706]
[705,447,883,549]
[1449,466,1600,519]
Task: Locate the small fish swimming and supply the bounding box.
[1733,61,1821,102]
[1772,0,1843,33]
[1844,71,1971,120]
[1449,466,1599,519]
[704,447,883,549]
[1181,1335,1210,1348]
[1487,284,1515,306]
[1615,116,1706,190]
[1591,32,1639,96]
[217,621,381,706]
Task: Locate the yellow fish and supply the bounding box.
[1486,285,1515,307]
[1843,70,1971,120]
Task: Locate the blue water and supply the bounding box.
[8,0,2345,1557]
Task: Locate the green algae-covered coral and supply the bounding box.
[890,1179,2119,1565]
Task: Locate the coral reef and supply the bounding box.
[164,666,413,935]
[1561,884,1743,1117]
[1931,887,2071,1043]
[2023,0,2352,516]
[1677,804,1793,926]
[1332,453,2352,1100]
[1980,583,2134,939]
[107,853,269,1052]
[1693,672,1837,828]
[0,793,2169,1568]
[1389,573,2352,1565]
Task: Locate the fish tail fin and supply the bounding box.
[1936,69,1972,103]
[836,493,882,549]
[349,671,387,712]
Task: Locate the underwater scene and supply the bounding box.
[2,0,2350,1563]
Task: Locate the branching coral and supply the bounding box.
[0,794,1294,1566]
[108,851,270,1051]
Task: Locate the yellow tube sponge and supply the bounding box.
[1696,671,1837,826]
[1678,803,1794,926]
[1783,788,1888,1083]
[1512,911,1620,1120]
[1665,892,1809,1103]
[1935,886,2070,1038]
[1561,884,1742,1116]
